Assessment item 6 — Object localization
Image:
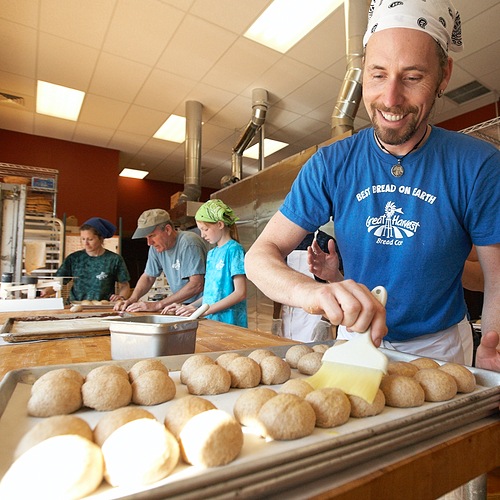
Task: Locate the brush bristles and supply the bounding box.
[307,361,383,404]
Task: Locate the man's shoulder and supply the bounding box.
[177,230,206,250]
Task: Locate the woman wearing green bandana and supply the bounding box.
[163,199,247,327]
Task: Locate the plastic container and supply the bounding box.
[107,315,198,360]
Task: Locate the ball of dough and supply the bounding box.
[387,361,419,377]
[129,359,169,382]
[180,354,215,385]
[15,415,93,458]
[164,396,217,439]
[132,370,176,406]
[215,352,241,370]
[348,389,386,418]
[179,410,243,467]
[187,364,231,395]
[297,352,323,375]
[0,435,103,500]
[439,363,476,393]
[94,407,156,447]
[32,368,84,393]
[70,304,83,313]
[285,344,314,368]
[410,357,440,370]
[247,349,275,364]
[312,344,329,354]
[85,364,129,382]
[279,378,314,399]
[233,387,277,428]
[380,375,425,408]
[413,368,458,402]
[28,378,83,417]
[305,388,351,428]
[258,394,316,440]
[82,372,132,411]
[227,356,261,388]
[260,356,291,385]
[102,418,179,487]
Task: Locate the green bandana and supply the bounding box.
[196,199,239,226]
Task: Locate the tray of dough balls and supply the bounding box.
[0,343,499,499]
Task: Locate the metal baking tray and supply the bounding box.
[0,345,499,499]
[0,312,118,342]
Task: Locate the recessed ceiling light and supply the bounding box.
[243,139,288,159]
[153,115,186,143]
[119,168,148,179]
[245,0,344,53]
[36,80,85,121]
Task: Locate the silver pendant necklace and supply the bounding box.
[374,126,429,177]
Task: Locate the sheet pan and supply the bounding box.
[0,344,499,499]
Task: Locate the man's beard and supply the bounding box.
[370,100,435,146]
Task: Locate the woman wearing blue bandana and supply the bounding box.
[43,217,131,303]
[164,199,247,327]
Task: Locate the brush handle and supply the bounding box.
[371,286,387,308]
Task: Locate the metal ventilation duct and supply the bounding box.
[227,88,269,184]
[331,0,367,137]
[179,100,203,203]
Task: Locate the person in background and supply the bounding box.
[117,209,206,313]
[42,217,131,302]
[273,230,339,342]
[245,0,500,364]
[165,199,247,327]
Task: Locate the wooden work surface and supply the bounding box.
[0,308,297,380]
[0,307,499,499]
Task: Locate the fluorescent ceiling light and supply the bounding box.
[243,139,288,159]
[154,115,186,143]
[119,168,148,179]
[244,0,344,53]
[36,80,85,121]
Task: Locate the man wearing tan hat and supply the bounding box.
[245,0,500,365]
[117,209,206,313]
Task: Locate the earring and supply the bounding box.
[437,89,444,98]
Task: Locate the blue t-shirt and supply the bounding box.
[280,126,500,341]
[203,239,247,327]
[145,231,206,303]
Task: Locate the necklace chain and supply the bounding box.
[374,126,429,177]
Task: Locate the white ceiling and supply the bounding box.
[0,0,499,189]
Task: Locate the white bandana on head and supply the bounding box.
[363,0,463,54]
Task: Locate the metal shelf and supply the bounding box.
[460,116,500,149]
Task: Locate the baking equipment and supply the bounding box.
[0,312,117,342]
[308,286,388,402]
[0,346,498,499]
[107,314,201,360]
[0,276,68,312]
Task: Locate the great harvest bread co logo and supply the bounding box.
[366,201,420,245]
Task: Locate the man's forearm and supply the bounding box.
[159,280,203,308]
[246,243,317,308]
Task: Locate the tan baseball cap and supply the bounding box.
[132,209,171,239]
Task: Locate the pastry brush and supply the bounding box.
[307,286,388,403]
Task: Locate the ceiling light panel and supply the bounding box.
[36,81,85,121]
[243,139,288,159]
[244,0,344,53]
[119,168,148,179]
[153,115,186,142]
